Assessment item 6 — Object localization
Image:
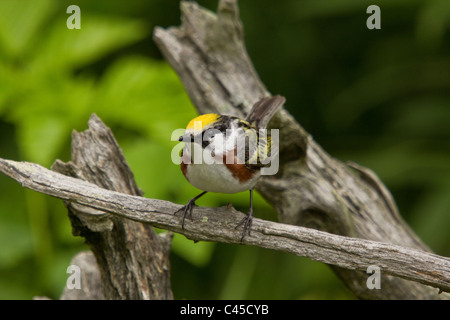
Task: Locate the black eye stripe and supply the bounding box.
[202,140,211,149]
[201,131,211,148]
[201,129,216,148]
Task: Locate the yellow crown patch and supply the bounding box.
[186,114,220,130]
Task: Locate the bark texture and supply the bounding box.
[52,115,173,300]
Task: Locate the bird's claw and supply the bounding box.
[174,199,196,229]
[235,209,253,242]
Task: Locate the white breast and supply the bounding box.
[181,141,260,194]
[185,161,260,194]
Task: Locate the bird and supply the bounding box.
[176,95,286,240]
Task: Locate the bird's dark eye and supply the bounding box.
[201,129,220,149]
[202,129,215,141]
[202,133,213,149]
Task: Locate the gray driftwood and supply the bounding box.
[52,115,173,300]
[152,0,449,299]
[0,149,450,297]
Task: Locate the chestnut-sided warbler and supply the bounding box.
[176,95,285,240]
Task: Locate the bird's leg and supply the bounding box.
[235,188,254,241]
[175,191,208,229]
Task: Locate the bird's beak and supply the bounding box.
[178,133,193,142]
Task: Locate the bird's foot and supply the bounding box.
[235,208,253,242]
[174,191,208,229]
[174,198,197,229]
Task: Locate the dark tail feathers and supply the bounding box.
[245,95,286,128]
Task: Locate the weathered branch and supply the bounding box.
[60,251,104,300]
[53,114,173,300]
[1,156,449,295]
[152,0,449,299]
[2,0,447,300]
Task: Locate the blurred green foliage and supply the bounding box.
[0,0,448,299]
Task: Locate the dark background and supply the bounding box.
[0,0,448,299]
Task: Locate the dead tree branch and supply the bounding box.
[52,114,173,300]
[152,0,449,299]
[0,148,449,295]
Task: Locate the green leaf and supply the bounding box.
[31,14,150,73]
[0,0,55,60]
[16,114,70,166]
[95,56,195,143]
